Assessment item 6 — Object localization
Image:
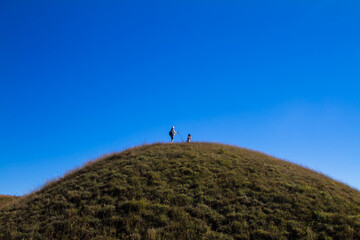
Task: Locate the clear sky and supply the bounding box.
[1,1,360,196]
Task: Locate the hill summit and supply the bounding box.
[1,143,360,239]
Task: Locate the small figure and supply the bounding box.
[169,126,178,143]
[187,134,192,143]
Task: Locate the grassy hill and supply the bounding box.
[0,195,18,209]
[1,143,360,239]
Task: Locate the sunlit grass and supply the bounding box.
[1,142,359,239]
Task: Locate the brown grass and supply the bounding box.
[1,142,359,239]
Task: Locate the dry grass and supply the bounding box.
[1,142,360,239]
[0,195,19,209]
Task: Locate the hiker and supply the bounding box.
[187,134,192,143]
[169,126,178,143]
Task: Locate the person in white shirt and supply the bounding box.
[187,134,192,143]
[169,126,178,143]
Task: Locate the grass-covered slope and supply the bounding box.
[1,143,360,239]
[0,195,18,209]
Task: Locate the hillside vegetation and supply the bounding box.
[1,143,360,239]
[0,195,18,209]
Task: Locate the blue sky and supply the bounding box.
[1,1,360,195]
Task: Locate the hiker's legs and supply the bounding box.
[170,135,174,143]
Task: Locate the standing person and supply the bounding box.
[187,134,192,142]
[169,126,178,143]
